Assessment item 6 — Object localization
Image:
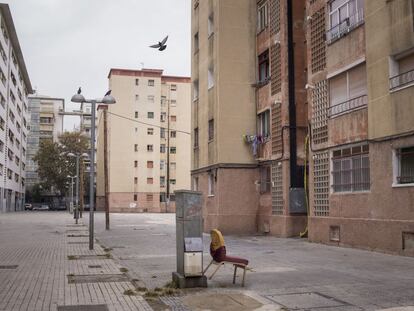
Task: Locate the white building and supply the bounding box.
[0,4,33,212]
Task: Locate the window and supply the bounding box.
[170,147,176,154]
[208,119,214,141]
[193,177,199,191]
[134,194,138,201]
[134,177,138,184]
[257,1,268,32]
[14,173,19,183]
[0,164,3,175]
[146,194,153,201]
[394,147,414,184]
[170,179,176,185]
[160,193,166,202]
[160,176,166,187]
[194,128,199,148]
[0,117,4,130]
[7,169,12,180]
[161,112,166,122]
[0,93,5,107]
[148,95,155,102]
[170,131,176,138]
[193,80,199,100]
[148,79,155,86]
[171,115,177,122]
[147,178,153,184]
[258,50,270,84]
[390,53,414,90]
[208,14,214,37]
[260,166,271,193]
[160,160,165,169]
[170,162,176,170]
[147,144,153,152]
[329,63,367,117]
[208,173,215,195]
[160,128,166,138]
[208,66,214,89]
[171,84,177,91]
[147,128,154,135]
[327,0,365,43]
[171,100,177,106]
[135,111,138,118]
[160,144,166,153]
[135,94,139,101]
[147,112,154,119]
[134,160,138,167]
[0,140,3,152]
[332,144,370,192]
[147,161,154,168]
[194,32,199,52]
[258,110,270,138]
[135,78,139,86]
[134,144,138,152]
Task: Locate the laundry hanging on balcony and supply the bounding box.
[243,135,264,157]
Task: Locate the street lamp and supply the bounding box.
[67,175,76,217]
[71,90,116,250]
[67,152,89,221]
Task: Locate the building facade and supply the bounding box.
[191,0,414,256]
[96,68,191,213]
[26,96,64,190]
[0,4,33,212]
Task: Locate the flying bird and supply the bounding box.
[77,87,82,94]
[104,90,111,96]
[149,35,168,51]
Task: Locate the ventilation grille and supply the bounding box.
[272,103,282,155]
[311,8,326,73]
[311,80,328,144]
[271,44,282,95]
[313,151,329,217]
[271,162,283,215]
[270,0,281,36]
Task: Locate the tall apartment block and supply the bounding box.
[0,4,33,212]
[191,0,307,235]
[96,69,191,213]
[26,96,64,190]
[307,0,414,256]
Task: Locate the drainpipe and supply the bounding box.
[287,0,298,188]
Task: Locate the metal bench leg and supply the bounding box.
[233,265,238,284]
[209,262,223,280]
[241,266,246,287]
[203,260,213,274]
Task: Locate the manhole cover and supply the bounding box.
[68,254,111,260]
[67,234,89,237]
[88,265,102,268]
[0,265,18,269]
[57,304,108,311]
[67,274,128,284]
[68,242,89,244]
[266,292,348,309]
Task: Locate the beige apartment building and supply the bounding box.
[192,0,414,256]
[96,68,191,213]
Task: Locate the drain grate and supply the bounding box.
[68,242,89,244]
[67,274,128,284]
[0,265,18,269]
[67,234,89,237]
[57,304,108,311]
[88,265,102,268]
[68,254,111,260]
[266,292,349,309]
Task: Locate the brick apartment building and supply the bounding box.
[191,0,414,256]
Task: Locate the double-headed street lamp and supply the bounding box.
[71,90,116,250]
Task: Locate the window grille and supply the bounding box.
[332,144,370,192]
[271,44,282,95]
[313,151,329,216]
[271,162,283,215]
[396,147,414,184]
[272,103,282,155]
[311,80,328,144]
[311,8,326,73]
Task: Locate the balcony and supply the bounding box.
[326,9,364,44]
[390,69,414,91]
[328,95,368,118]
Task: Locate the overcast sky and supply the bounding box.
[6,0,191,130]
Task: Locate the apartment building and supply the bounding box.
[96,68,191,213]
[26,96,64,189]
[307,0,414,256]
[0,4,33,212]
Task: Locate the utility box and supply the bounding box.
[172,190,207,288]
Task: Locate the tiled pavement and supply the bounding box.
[0,212,152,311]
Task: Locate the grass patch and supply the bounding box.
[154,287,163,292]
[67,255,77,260]
[119,267,128,273]
[103,247,113,252]
[144,290,159,298]
[162,288,177,296]
[123,289,136,296]
[104,253,112,259]
[67,273,74,277]
[151,275,157,278]
[136,287,148,292]
[164,280,178,289]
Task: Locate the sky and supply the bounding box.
[6,0,191,130]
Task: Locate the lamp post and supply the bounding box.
[67,175,76,217]
[67,152,89,219]
[71,90,116,250]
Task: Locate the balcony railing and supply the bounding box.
[328,95,368,118]
[327,9,365,44]
[389,69,414,90]
[397,175,414,184]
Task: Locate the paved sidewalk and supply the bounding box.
[0,212,152,311]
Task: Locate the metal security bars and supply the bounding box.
[327,8,365,44]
